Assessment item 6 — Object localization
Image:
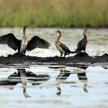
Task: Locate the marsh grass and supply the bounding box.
[0,0,108,27]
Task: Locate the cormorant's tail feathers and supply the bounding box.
[70,50,78,53]
[70,51,76,53]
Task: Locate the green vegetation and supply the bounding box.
[0,0,108,27]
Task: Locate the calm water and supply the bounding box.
[0,28,108,108]
[0,65,108,108]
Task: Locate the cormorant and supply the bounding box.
[0,25,51,54]
[55,30,72,57]
[72,28,88,53]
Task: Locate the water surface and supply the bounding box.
[0,65,108,108]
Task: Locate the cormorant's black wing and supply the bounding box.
[59,43,70,51]
[77,37,87,50]
[0,33,21,50]
[27,36,51,51]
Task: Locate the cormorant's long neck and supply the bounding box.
[83,30,87,39]
[56,33,61,43]
[23,26,27,39]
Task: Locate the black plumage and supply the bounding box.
[72,28,88,53]
[27,36,50,51]
[0,33,21,51]
[0,26,50,55]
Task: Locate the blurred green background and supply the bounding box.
[0,0,108,27]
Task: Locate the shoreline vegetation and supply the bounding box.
[0,0,108,28]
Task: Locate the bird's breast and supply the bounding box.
[55,43,65,54]
[20,39,28,53]
[21,38,28,45]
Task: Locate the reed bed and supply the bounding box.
[0,0,108,27]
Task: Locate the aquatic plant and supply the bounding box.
[0,0,108,27]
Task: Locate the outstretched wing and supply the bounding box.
[27,36,51,51]
[0,33,21,50]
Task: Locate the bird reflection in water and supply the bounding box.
[77,72,88,93]
[0,69,50,98]
[74,66,88,93]
[55,66,88,95]
[56,69,71,95]
[18,69,31,98]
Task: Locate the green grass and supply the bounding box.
[0,0,108,27]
